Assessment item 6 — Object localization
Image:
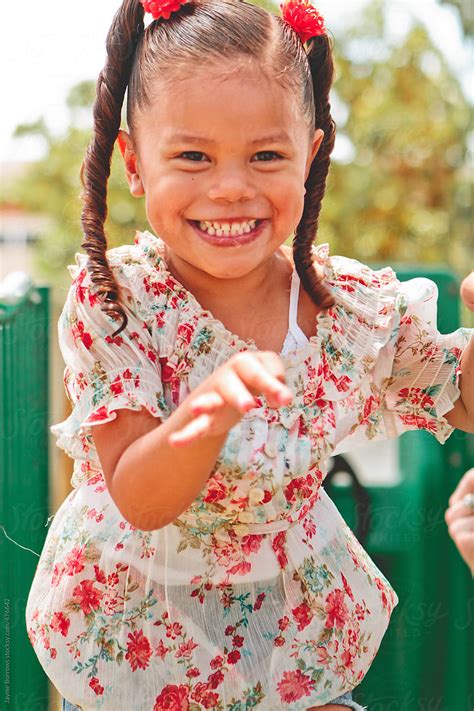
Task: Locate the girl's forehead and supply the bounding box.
[135,67,306,145]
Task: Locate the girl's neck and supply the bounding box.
[163,244,291,317]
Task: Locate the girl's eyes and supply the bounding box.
[176,151,284,162]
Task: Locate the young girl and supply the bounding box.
[25,0,473,709]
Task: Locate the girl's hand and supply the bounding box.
[445,467,474,575]
[460,271,474,311]
[168,351,292,447]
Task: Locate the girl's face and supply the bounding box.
[118,63,323,284]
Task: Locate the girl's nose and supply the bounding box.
[207,167,257,203]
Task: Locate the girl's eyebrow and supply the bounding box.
[166,131,292,146]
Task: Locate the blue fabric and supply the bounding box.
[62,690,367,710]
[330,690,368,709]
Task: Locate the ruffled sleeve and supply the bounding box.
[50,252,170,464]
[374,276,472,445]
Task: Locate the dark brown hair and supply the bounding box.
[80,0,336,337]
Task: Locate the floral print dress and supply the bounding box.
[26,231,472,711]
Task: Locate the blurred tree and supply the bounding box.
[440,0,474,36]
[323,0,472,278]
[6,0,472,297]
[6,82,147,297]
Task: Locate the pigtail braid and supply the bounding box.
[80,0,144,337]
[293,35,336,311]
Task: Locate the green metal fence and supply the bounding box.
[326,266,474,711]
[0,273,50,710]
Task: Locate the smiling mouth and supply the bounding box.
[188,219,265,237]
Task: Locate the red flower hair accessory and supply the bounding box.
[280,0,326,44]
[140,0,189,21]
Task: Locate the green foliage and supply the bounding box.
[324,6,472,275]
[7,0,472,295]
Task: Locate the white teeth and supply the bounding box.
[198,219,258,236]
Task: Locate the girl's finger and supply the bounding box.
[189,392,225,415]
[231,354,292,406]
[168,413,211,447]
[449,468,474,505]
[215,366,261,412]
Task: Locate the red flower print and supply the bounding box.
[272,531,289,569]
[154,684,190,711]
[303,517,317,539]
[208,669,224,689]
[374,577,389,610]
[227,649,241,664]
[72,320,93,350]
[277,668,315,702]
[155,312,167,329]
[203,477,228,504]
[292,600,313,631]
[278,615,290,631]
[341,572,355,602]
[126,629,152,671]
[155,639,170,660]
[210,654,224,669]
[175,638,198,659]
[89,676,104,696]
[102,590,122,617]
[241,534,264,556]
[50,612,70,638]
[105,334,124,346]
[398,387,434,410]
[303,377,326,409]
[201,691,220,709]
[93,564,107,584]
[51,562,66,587]
[325,589,349,630]
[232,634,244,648]
[190,683,219,709]
[186,667,200,678]
[71,579,103,615]
[84,406,109,424]
[110,375,124,396]
[274,635,285,646]
[166,621,183,639]
[227,560,252,576]
[253,591,266,611]
[399,414,437,433]
[63,545,86,576]
[177,322,195,345]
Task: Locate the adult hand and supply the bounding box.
[445,467,474,576]
[460,271,474,311]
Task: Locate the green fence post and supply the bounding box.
[0,273,50,710]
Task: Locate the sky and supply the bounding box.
[0,0,471,164]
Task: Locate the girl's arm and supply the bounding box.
[445,272,474,432]
[100,394,229,530]
[444,335,474,432]
[97,350,293,530]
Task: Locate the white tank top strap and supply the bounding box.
[288,267,309,344]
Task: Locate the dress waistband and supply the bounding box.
[180,514,297,537]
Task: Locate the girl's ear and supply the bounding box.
[305,128,325,181]
[116,129,145,197]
